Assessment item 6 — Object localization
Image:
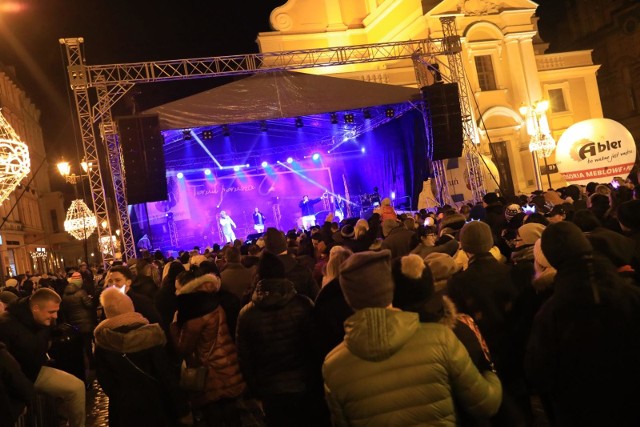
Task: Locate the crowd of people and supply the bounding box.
[1,179,640,427]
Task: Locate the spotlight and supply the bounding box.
[261,161,268,168]
[204,169,212,176]
[385,108,395,118]
[260,121,267,132]
[182,130,192,140]
[222,124,230,137]
[295,117,303,128]
[202,130,213,140]
[361,147,366,153]
[287,157,294,164]
[312,153,320,161]
[233,166,240,172]
[176,172,184,179]
[363,109,372,120]
[330,112,338,124]
[391,191,396,200]
[344,113,355,124]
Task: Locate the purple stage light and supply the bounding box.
[261,161,268,167]
[287,157,293,164]
[204,169,212,176]
[361,147,366,153]
[176,172,184,179]
[312,153,320,161]
[233,166,240,172]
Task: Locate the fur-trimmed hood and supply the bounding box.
[419,292,458,329]
[176,273,221,295]
[94,312,166,353]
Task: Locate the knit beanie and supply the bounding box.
[618,200,640,230]
[517,223,546,246]
[258,251,286,280]
[4,278,17,288]
[264,227,288,254]
[100,287,135,318]
[460,221,493,254]
[339,250,394,310]
[0,290,17,305]
[392,254,434,309]
[504,204,522,222]
[424,252,460,283]
[68,271,83,287]
[340,224,355,239]
[541,221,593,269]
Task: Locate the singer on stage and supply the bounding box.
[253,207,266,233]
[299,194,323,230]
[219,211,237,243]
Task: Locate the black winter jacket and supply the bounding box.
[0,298,51,382]
[236,278,314,398]
[61,284,96,334]
[278,254,319,300]
[0,341,34,426]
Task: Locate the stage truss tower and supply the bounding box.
[60,18,484,265]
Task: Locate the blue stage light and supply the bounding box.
[287,157,294,164]
[176,172,184,179]
[233,166,240,172]
[261,161,268,168]
[312,153,320,161]
[204,169,212,176]
[361,147,366,153]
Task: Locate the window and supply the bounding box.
[474,55,497,91]
[548,88,568,113]
[50,209,59,233]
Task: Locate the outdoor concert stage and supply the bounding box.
[130,72,430,251]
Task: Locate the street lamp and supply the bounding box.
[57,159,96,262]
[520,101,556,190]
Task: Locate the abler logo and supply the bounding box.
[578,139,621,160]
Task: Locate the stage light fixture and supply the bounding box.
[261,161,268,168]
[295,117,303,128]
[363,109,372,120]
[176,172,184,179]
[202,130,213,140]
[312,153,320,161]
[330,113,338,124]
[182,130,192,140]
[287,157,294,164]
[385,108,395,118]
[222,124,230,137]
[233,166,240,172]
[204,169,212,176]
[260,121,268,132]
[344,113,355,124]
[361,147,366,153]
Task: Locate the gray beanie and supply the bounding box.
[339,250,394,310]
[460,221,493,254]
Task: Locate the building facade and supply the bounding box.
[0,64,69,277]
[257,0,604,196]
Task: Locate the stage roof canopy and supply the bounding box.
[145,71,420,130]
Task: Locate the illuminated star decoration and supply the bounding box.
[0,111,30,204]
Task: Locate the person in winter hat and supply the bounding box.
[95,288,191,427]
[527,221,640,426]
[323,249,502,426]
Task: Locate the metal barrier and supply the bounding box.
[14,393,58,427]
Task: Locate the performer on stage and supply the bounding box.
[299,194,323,230]
[253,207,266,233]
[219,211,237,243]
[371,186,382,206]
[137,234,152,252]
[332,194,347,223]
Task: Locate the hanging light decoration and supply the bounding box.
[0,111,30,204]
[64,199,97,240]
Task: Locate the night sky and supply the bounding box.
[0,0,567,161]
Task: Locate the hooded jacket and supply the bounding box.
[323,308,502,426]
[94,312,189,427]
[236,277,314,398]
[0,298,51,382]
[170,274,245,406]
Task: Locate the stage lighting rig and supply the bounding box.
[344,113,355,124]
[182,129,192,140]
[330,112,338,124]
[385,108,395,118]
[295,117,303,128]
[202,130,213,140]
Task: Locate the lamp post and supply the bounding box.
[57,159,96,263]
[520,101,556,190]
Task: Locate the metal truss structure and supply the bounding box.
[60,18,484,263]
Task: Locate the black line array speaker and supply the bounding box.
[117,115,168,204]
[421,83,464,161]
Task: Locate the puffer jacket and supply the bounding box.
[323,308,502,427]
[61,283,96,334]
[170,274,245,407]
[236,277,314,398]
